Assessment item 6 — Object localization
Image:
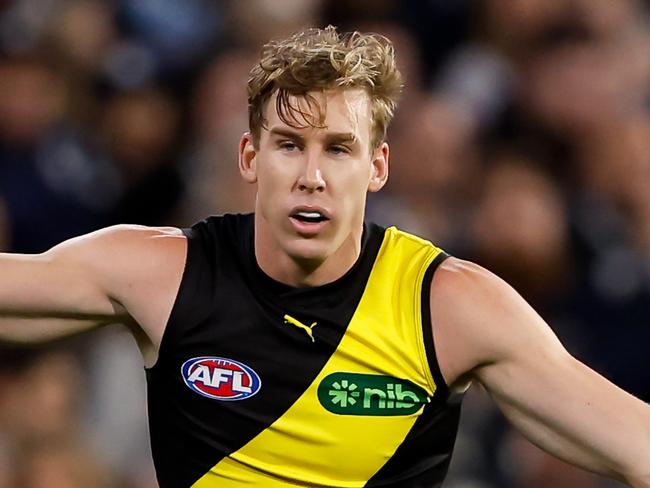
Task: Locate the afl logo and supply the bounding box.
[181,356,261,401]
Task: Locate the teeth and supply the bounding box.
[296,211,322,218]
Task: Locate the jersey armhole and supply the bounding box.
[145,227,195,371]
[419,251,451,397]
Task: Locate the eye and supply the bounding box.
[278,140,300,152]
[328,145,350,155]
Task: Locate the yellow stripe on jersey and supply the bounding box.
[193,227,444,487]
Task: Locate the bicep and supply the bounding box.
[0,252,123,344]
[0,225,158,344]
[0,315,120,344]
[0,243,117,320]
[431,259,649,481]
[477,333,633,478]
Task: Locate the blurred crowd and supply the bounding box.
[0,0,648,486]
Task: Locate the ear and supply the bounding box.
[368,142,389,192]
[239,132,258,183]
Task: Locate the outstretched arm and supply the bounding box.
[0,233,127,341]
[430,258,650,486]
[0,225,187,365]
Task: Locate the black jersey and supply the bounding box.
[146,213,461,487]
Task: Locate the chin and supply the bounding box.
[284,238,332,265]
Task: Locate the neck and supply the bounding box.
[254,217,363,288]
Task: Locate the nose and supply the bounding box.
[297,149,326,192]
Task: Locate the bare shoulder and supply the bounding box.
[70,224,188,307]
[431,257,520,320]
[431,257,497,301]
[48,224,188,362]
[0,225,188,362]
[429,256,564,387]
[48,224,185,257]
[45,224,187,278]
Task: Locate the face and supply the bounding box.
[239,88,389,270]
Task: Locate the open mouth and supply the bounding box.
[291,211,329,224]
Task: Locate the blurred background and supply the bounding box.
[0,0,648,486]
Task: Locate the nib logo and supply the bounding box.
[318,373,430,416]
[328,379,361,408]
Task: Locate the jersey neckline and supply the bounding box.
[239,213,383,299]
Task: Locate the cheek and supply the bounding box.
[336,174,371,211]
[255,165,297,220]
[257,183,283,218]
[260,159,297,185]
[256,166,287,196]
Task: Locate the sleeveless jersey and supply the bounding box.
[146,213,462,487]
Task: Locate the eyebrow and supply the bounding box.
[268,127,358,145]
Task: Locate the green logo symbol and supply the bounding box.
[329,378,361,407]
[318,372,430,416]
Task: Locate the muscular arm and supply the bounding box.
[0,238,127,339]
[431,258,650,486]
[0,225,187,365]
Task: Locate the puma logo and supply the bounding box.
[283,314,317,343]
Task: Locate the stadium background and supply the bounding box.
[0,0,648,486]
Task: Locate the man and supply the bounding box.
[0,26,648,487]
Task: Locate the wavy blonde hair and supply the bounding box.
[248,25,403,149]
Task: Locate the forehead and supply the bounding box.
[264,88,372,141]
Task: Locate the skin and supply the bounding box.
[0,87,648,485]
[239,88,388,286]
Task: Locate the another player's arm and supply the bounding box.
[430,258,650,487]
[0,226,186,365]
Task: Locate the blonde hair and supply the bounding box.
[248,25,403,148]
